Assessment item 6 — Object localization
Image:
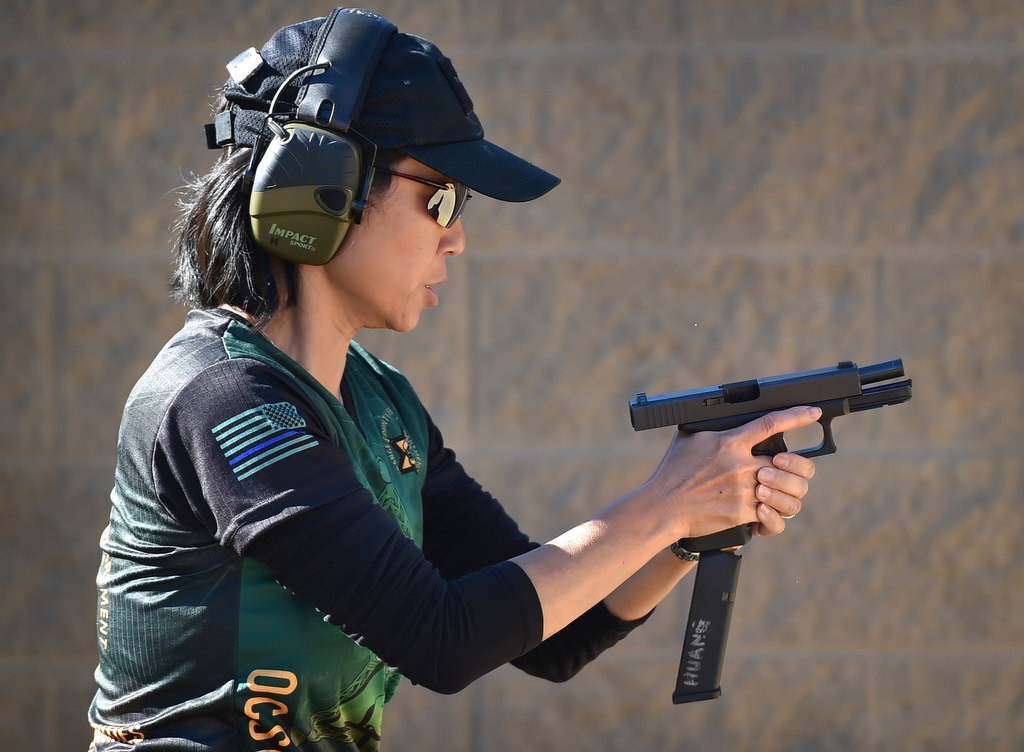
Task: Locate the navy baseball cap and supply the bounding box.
[208,9,560,202]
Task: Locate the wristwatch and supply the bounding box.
[669,540,701,562]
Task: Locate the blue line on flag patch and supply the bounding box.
[212,402,318,480]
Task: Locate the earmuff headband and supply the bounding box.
[296,8,397,133]
[246,8,399,265]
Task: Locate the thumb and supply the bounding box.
[735,405,822,448]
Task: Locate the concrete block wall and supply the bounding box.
[2,1,1021,749]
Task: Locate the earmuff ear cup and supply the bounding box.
[249,123,361,265]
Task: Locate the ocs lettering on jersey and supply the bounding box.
[212,402,319,480]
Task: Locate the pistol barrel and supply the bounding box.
[858,359,904,385]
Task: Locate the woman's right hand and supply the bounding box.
[512,405,821,640]
[644,405,821,542]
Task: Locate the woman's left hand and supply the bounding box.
[750,451,817,537]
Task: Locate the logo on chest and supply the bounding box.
[378,408,421,476]
[387,433,418,474]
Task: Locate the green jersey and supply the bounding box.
[91,310,430,750]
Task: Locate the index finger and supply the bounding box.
[734,405,822,448]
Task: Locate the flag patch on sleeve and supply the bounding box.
[212,402,318,481]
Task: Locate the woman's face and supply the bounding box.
[325,157,467,334]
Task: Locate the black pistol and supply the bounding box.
[629,359,912,703]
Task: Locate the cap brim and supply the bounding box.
[402,139,560,202]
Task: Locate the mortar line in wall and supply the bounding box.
[10,253,176,268]
[451,41,1024,63]
[598,644,1024,661]
[733,645,1024,657]
[472,243,1024,263]
[665,44,683,245]
[42,672,59,752]
[0,656,98,670]
[0,455,119,472]
[851,0,868,45]
[872,255,886,396]
[866,652,882,752]
[866,255,881,376]
[40,262,58,454]
[469,681,485,751]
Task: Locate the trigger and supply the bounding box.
[752,433,788,457]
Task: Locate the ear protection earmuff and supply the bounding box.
[247,9,397,265]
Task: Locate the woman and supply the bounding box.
[88,8,817,751]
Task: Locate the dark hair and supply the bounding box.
[170,97,402,325]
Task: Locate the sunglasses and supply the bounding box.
[374,168,472,228]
